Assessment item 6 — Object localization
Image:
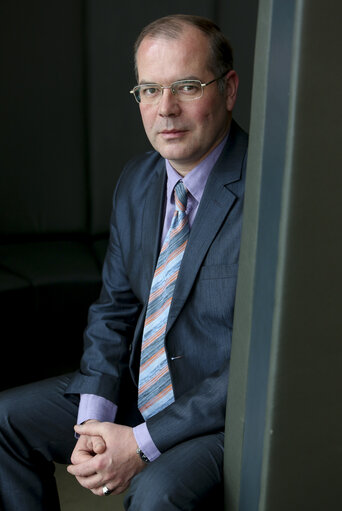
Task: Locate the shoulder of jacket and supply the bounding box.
[123,150,163,174]
[113,150,164,203]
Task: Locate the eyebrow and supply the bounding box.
[138,76,202,85]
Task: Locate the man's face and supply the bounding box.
[136,26,238,175]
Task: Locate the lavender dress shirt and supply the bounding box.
[77,134,228,461]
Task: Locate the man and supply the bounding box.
[0,14,248,510]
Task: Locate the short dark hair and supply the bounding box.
[134,14,233,90]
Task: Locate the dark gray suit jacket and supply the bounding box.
[66,120,248,453]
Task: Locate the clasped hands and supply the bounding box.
[67,420,146,496]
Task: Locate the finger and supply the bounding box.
[90,485,113,497]
[91,483,120,497]
[74,473,104,491]
[92,436,106,454]
[67,459,98,477]
[83,435,106,456]
[74,422,104,437]
[70,451,94,465]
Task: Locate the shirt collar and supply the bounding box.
[165,134,228,205]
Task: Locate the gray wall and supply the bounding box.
[224,0,342,509]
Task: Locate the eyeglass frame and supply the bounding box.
[130,71,229,104]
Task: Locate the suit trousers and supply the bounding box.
[0,375,224,511]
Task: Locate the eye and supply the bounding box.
[176,81,202,95]
[140,85,160,97]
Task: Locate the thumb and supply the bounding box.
[74,421,102,437]
[92,436,106,454]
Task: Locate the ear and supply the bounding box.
[224,70,239,112]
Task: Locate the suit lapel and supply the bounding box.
[166,122,247,333]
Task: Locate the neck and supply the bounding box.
[169,122,231,176]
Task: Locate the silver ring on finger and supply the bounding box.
[103,485,113,496]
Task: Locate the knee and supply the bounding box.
[0,388,15,426]
[0,389,19,446]
[0,386,36,440]
[0,389,21,434]
[124,463,179,511]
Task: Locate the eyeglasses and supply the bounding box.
[130,72,228,104]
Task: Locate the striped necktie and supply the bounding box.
[138,180,189,420]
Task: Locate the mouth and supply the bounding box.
[159,129,188,140]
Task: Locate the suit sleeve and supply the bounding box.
[65,178,142,403]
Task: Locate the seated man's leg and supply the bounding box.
[124,431,224,511]
[0,374,78,511]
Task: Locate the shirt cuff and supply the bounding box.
[133,422,161,462]
[77,394,117,425]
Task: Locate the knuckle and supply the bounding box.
[96,458,105,471]
[97,456,110,471]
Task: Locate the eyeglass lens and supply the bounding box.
[135,80,203,103]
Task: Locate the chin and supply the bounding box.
[158,145,192,162]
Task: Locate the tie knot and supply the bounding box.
[174,181,188,212]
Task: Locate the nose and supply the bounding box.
[158,88,181,117]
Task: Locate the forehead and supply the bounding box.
[136,27,211,82]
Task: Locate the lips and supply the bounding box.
[159,129,188,139]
